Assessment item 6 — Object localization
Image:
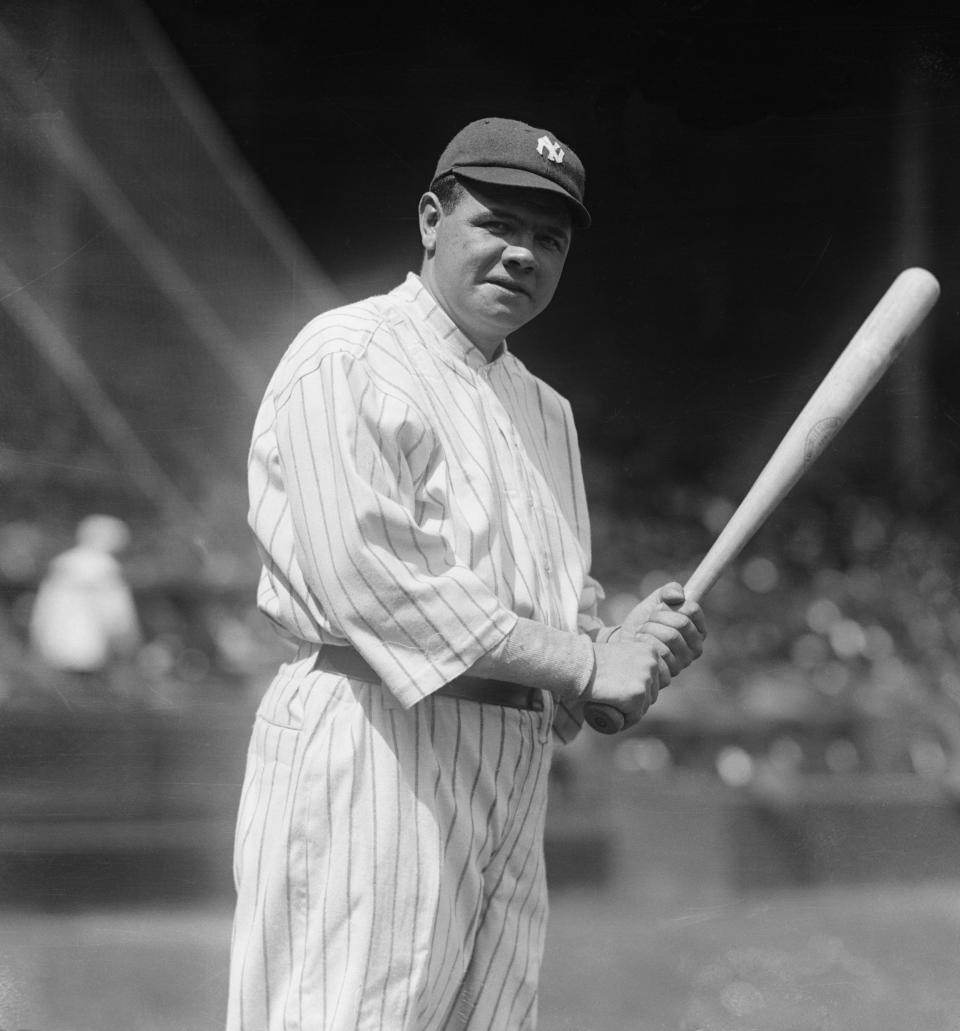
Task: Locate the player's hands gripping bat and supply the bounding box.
[584,267,941,735]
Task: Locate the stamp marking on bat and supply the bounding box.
[803,416,842,468]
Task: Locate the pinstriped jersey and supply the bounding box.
[248,272,604,742]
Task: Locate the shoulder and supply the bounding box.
[48,547,119,582]
[266,292,415,398]
[278,294,393,370]
[261,292,438,425]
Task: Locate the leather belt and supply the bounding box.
[314,646,544,713]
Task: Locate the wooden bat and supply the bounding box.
[584,267,941,735]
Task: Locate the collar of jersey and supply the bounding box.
[394,273,508,371]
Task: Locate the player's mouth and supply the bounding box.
[486,278,530,298]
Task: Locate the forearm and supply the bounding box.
[467,616,596,703]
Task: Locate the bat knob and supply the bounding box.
[584,702,626,735]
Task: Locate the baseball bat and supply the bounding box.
[584,267,941,735]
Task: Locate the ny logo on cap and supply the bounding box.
[536,135,565,164]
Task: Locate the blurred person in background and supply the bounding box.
[29,514,141,687]
[227,117,707,1030]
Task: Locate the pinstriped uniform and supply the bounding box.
[227,273,605,1030]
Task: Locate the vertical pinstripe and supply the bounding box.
[227,665,554,1030]
[228,272,606,1029]
[246,272,605,742]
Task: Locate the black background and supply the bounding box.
[142,1,960,507]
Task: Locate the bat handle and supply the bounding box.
[584,588,686,735]
[584,702,626,735]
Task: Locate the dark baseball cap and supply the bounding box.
[430,117,590,228]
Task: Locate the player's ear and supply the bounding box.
[419,192,442,252]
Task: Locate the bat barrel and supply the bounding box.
[683,267,939,606]
[586,267,940,736]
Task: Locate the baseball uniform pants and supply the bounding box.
[226,664,555,1030]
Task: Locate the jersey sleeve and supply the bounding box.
[576,572,606,636]
[274,347,518,707]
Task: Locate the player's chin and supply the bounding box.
[488,309,538,339]
[485,290,546,327]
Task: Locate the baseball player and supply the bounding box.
[226,117,707,1030]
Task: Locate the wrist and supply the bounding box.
[469,617,596,700]
[578,646,598,702]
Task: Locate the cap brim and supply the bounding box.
[442,164,591,228]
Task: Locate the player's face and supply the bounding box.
[419,182,572,357]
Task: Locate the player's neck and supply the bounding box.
[417,265,502,362]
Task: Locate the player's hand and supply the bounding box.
[620,581,706,676]
[584,638,669,730]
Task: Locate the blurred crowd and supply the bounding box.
[587,471,960,789]
[2,474,960,789]
[0,510,287,714]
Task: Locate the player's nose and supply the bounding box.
[503,240,536,272]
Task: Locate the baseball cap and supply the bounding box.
[430,117,590,228]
